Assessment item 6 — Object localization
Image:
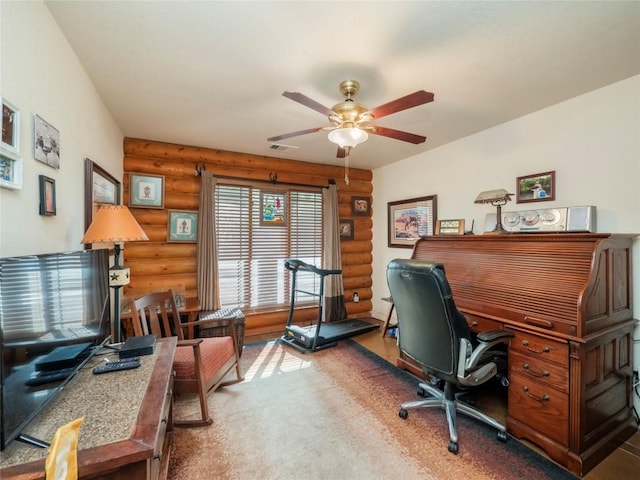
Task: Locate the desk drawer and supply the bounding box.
[509,349,569,393]
[464,313,502,333]
[508,329,568,367]
[509,373,569,446]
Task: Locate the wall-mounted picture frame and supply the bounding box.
[260,190,286,226]
[516,170,555,203]
[0,153,23,190]
[39,175,56,216]
[1,98,20,159]
[339,219,354,240]
[388,195,437,248]
[168,210,198,243]
[129,172,165,208]
[34,114,60,169]
[351,196,371,216]
[436,219,465,235]
[84,159,121,244]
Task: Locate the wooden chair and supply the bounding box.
[128,289,244,427]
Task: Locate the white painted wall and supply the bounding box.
[372,75,640,415]
[0,1,123,257]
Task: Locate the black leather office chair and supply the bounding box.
[386,258,514,454]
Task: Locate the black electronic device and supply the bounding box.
[34,342,93,372]
[0,248,111,450]
[92,358,141,374]
[118,334,156,359]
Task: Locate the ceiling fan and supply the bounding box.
[267,80,435,161]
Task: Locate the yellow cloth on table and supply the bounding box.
[45,418,83,480]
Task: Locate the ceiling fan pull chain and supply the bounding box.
[344,150,350,185]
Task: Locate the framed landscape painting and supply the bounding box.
[388,195,437,248]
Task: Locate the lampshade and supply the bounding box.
[474,189,513,205]
[328,127,368,149]
[81,205,149,244]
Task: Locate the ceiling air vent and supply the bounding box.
[269,143,299,151]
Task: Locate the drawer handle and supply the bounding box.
[524,316,554,329]
[522,386,549,402]
[471,321,478,327]
[522,363,550,377]
[522,340,550,353]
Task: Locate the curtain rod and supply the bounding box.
[194,163,335,189]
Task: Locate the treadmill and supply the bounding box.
[281,259,379,353]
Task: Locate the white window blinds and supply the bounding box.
[215,184,323,311]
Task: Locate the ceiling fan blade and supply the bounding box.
[368,90,434,120]
[369,125,427,144]
[267,127,324,142]
[283,91,335,117]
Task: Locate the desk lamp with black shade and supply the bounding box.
[81,205,149,344]
[474,189,513,234]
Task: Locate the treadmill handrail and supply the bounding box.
[284,258,342,277]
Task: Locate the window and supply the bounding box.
[215,183,323,312]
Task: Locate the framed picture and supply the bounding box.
[351,196,370,216]
[39,175,56,216]
[1,98,20,159]
[260,190,286,226]
[34,114,60,169]
[388,195,437,248]
[436,219,465,235]
[339,219,354,240]
[516,170,555,203]
[85,159,121,238]
[0,153,23,190]
[129,172,165,208]
[168,210,198,243]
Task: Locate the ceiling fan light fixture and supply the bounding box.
[328,127,368,149]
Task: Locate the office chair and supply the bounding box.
[386,259,513,454]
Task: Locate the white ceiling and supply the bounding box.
[45,1,640,170]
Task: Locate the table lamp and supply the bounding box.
[81,205,149,343]
[474,189,513,233]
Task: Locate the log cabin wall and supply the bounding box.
[122,137,374,336]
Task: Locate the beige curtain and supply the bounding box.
[197,171,220,311]
[322,183,347,322]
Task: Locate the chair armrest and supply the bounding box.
[476,329,514,343]
[466,329,514,370]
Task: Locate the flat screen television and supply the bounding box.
[0,248,111,450]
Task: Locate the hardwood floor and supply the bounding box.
[247,325,640,479]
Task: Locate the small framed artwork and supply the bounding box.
[39,175,56,216]
[1,98,20,159]
[168,210,198,243]
[436,219,465,235]
[129,172,165,208]
[260,190,286,226]
[85,159,121,237]
[516,170,555,203]
[339,219,354,240]
[0,153,23,190]
[388,195,438,248]
[34,114,60,169]
[351,196,371,216]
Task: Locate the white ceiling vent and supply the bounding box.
[269,143,299,151]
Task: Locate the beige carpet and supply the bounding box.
[168,339,577,480]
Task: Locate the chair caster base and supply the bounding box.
[448,440,459,454]
[398,408,408,419]
[497,430,507,442]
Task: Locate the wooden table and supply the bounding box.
[0,338,177,480]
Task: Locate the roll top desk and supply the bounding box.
[403,233,636,477]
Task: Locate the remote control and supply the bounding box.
[92,358,141,375]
